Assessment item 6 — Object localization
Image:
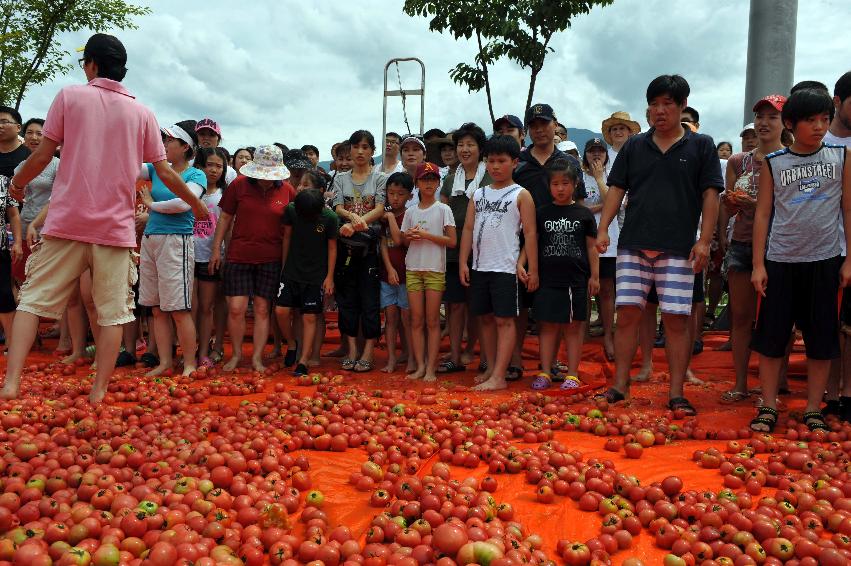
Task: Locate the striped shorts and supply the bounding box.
[139,234,194,312]
[615,250,694,315]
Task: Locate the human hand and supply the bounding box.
[460,263,470,287]
[388,268,400,286]
[340,223,355,237]
[525,271,539,293]
[11,241,23,263]
[689,239,710,273]
[588,276,600,296]
[209,249,221,274]
[596,230,610,254]
[323,276,335,295]
[751,264,768,297]
[26,224,39,248]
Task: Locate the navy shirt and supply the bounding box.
[514,146,586,208]
[607,128,723,257]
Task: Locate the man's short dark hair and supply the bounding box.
[453,122,487,152]
[423,128,446,139]
[387,171,414,192]
[646,74,690,105]
[682,106,700,124]
[22,117,44,132]
[386,132,401,143]
[782,88,835,129]
[301,144,319,156]
[274,142,289,155]
[483,134,521,160]
[834,71,851,103]
[83,33,127,82]
[0,106,22,125]
[790,80,829,95]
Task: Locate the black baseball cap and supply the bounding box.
[83,33,127,67]
[584,138,606,152]
[524,103,556,125]
[493,114,523,131]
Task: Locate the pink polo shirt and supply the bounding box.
[41,78,166,248]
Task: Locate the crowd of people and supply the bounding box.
[0,34,850,435]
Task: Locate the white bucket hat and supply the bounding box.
[239,144,291,180]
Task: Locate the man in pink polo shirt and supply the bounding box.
[1,34,207,403]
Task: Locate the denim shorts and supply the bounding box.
[380,280,409,309]
[724,240,753,274]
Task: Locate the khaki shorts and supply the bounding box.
[18,237,138,326]
[406,270,445,292]
[139,234,194,312]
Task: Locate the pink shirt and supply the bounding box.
[41,78,166,247]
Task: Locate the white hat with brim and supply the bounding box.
[601,111,641,145]
[239,144,291,181]
[740,123,756,136]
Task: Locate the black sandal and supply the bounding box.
[668,396,697,416]
[437,360,466,373]
[750,406,778,433]
[506,366,524,382]
[803,411,829,432]
[596,387,626,403]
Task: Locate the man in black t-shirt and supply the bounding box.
[596,75,723,416]
[0,106,30,178]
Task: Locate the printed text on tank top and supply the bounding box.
[474,185,521,268]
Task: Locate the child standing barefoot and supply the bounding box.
[380,172,415,373]
[402,163,456,381]
[522,159,599,390]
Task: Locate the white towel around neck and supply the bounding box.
[451,162,487,198]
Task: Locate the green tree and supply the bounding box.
[403,0,612,121]
[0,0,149,110]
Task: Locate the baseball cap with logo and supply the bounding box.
[524,103,556,125]
[493,114,523,131]
[584,138,607,152]
[195,118,222,137]
[415,162,441,180]
[752,94,787,113]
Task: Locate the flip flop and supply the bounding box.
[353,360,373,373]
[668,396,697,416]
[531,373,551,390]
[506,366,524,382]
[719,390,750,404]
[437,360,466,373]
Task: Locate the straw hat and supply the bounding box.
[239,145,291,181]
[601,111,641,145]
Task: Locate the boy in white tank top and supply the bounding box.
[458,136,538,391]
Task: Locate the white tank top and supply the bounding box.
[472,183,523,273]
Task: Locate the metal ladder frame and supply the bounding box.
[382,57,425,144]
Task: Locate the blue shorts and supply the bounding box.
[615,250,694,315]
[380,281,409,309]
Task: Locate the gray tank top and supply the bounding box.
[765,144,845,262]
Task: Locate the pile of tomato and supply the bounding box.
[0,360,850,565]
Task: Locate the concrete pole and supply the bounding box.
[743,0,798,125]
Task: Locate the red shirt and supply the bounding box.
[219,176,296,264]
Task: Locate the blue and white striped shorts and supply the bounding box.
[615,250,694,315]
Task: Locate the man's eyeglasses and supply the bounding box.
[0,120,18,127]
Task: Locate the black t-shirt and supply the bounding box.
[0,144,29,178]
[607,128,723,257]
[537,203,597,287]
[282,205,339,284]
[514,146,586,208]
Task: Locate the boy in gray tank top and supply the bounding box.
[750,88,851,434]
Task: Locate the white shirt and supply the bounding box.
[400,201,455,272]
[471,184,524,273]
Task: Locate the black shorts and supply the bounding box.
[223,261,281,301]
[0,250,15,313]
[470,270,519,318]
[443,262,468,304]
[533,285,588,323]
[647,272,705,306]
[841,287,851,327]
[751,257,841,360]
[195,262,221,283]
[599,257,616,280]
[276,277,323,314]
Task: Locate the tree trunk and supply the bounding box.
[476,30,495,124]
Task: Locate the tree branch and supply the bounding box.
[476,30,495,125]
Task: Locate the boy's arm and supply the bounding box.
[458,198,476,286]
[596,186,625,253]
[691,188,720,273]
[751,159,775,296]
[517,247,529,285]
[841,148,851,287]
[518,190,538,292]
[385,212,403,246]
[281,225,293,267]
[324,239,337,295]
[380,236,399,285]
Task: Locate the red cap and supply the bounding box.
[752,94,787,113]
[415,162,441,180]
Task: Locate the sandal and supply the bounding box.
[437,360,466,373]
[550,370,566,383]
[560,375,581,390]
[284,341,299,367]
[803,411,829,432]
[353,359,373,373]
[552,360,569,373]
[478,361,488,372]
[210,350,224,363]
[668,396,697,416]
[597,387,627,404]
[750,406,779,433]
[531,373,551,390]
[341,358,355,371]
[506,366,524,382]
[720,390,750,404]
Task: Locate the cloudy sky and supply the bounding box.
[18,0,849,159]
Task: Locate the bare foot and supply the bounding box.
[222,357,241,372]
[686,369,704,385]
[0,383,20,399]
[381,359,397,373]
[423,373,437,382]
[407,367,425,380]
[472,376,507,391]
[405,361,417,373]
[88,388,107,404]
[252,358,266,373]
[632,366,653,383]
[397,354,408,365]
[182,364,197,376]
[307,358,320,367]
[474,371,492,384]
[460,352,474,365]
[61,352,84,365]
[326,346,346,358]
[146,364,171,377]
